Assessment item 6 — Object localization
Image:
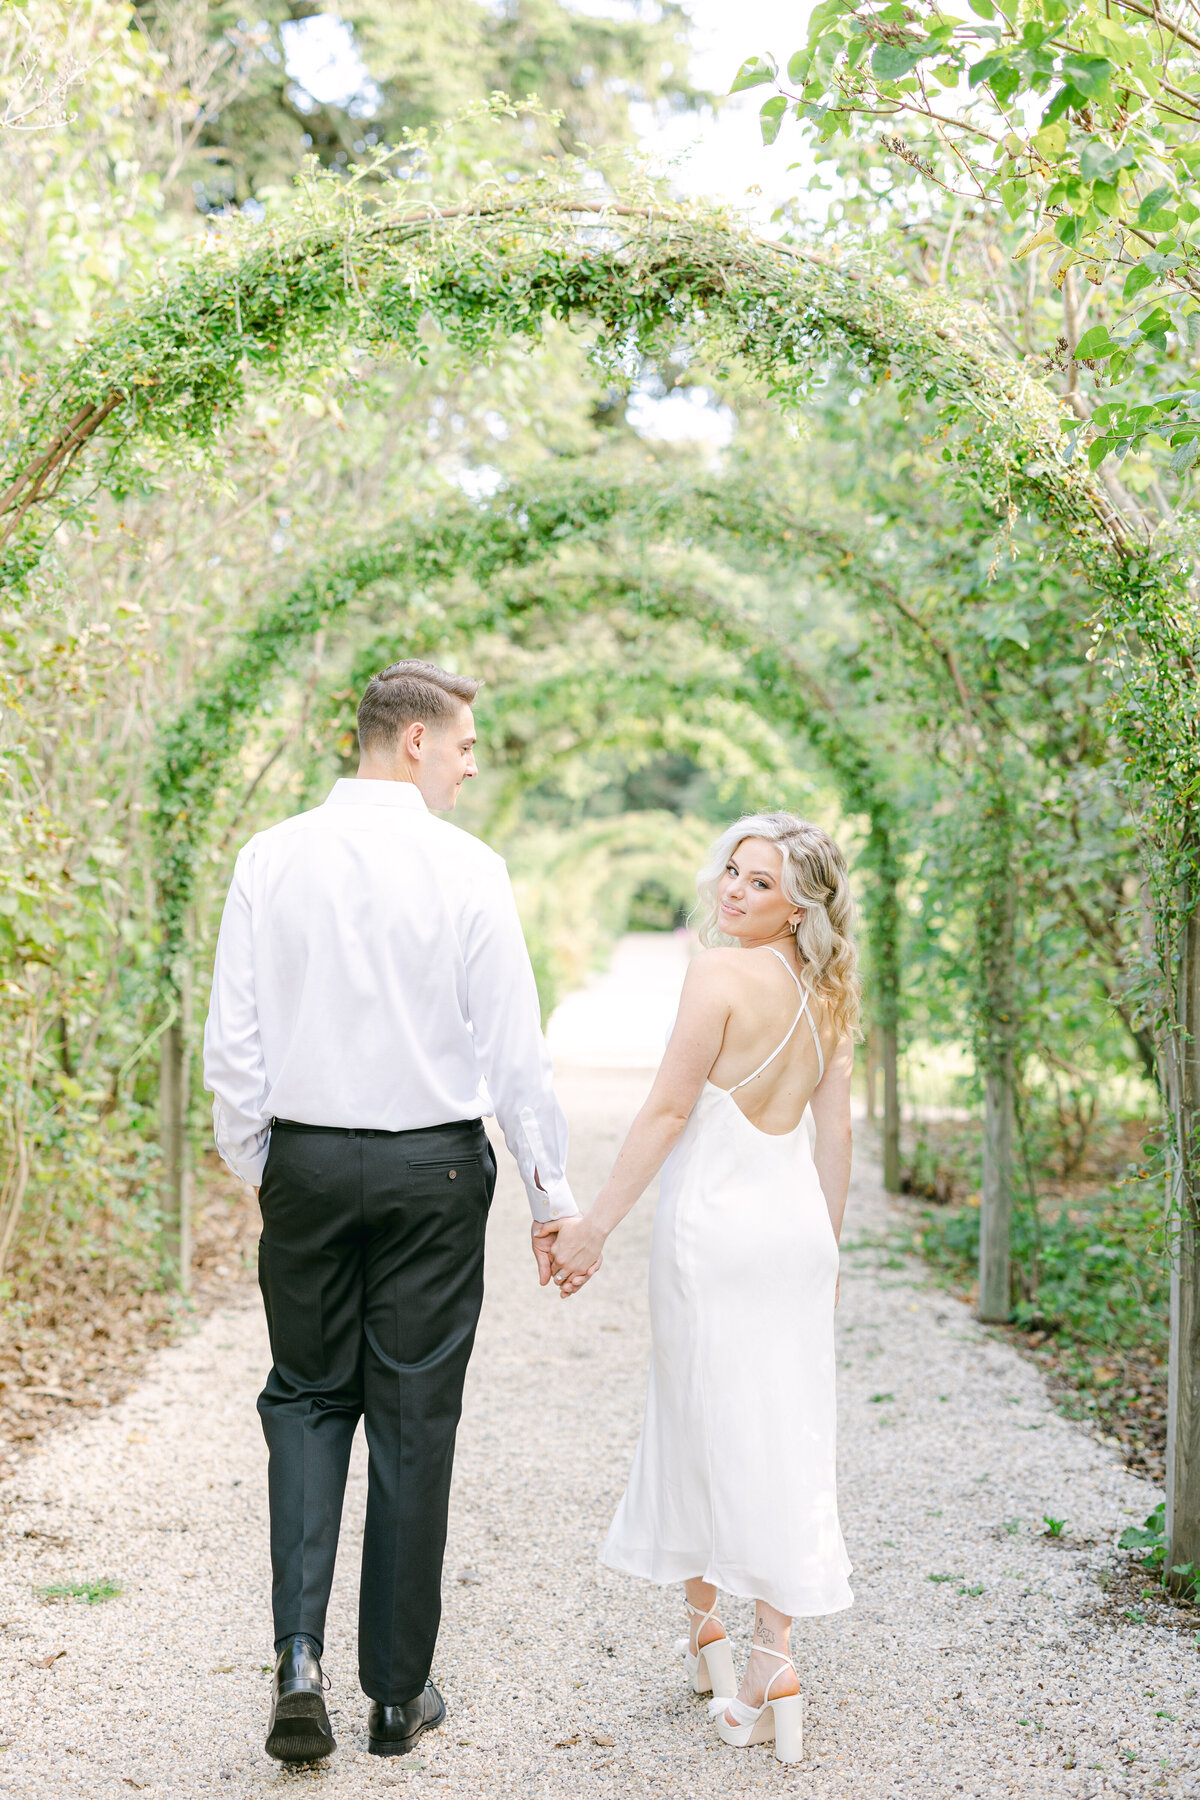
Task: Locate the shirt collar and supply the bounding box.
[324,779,429,811]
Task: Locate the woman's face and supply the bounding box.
[717,837,799,945]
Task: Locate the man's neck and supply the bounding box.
[356,762,417,785]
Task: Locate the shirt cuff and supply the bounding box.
[527,1173,579,1225]
[223,1146,268,1187]
[213,1103,269,1186]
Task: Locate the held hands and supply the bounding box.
[530,1214,605,1298]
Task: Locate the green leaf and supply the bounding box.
[1087,435,1115,469]
[1074,325,1118,364]
[759,94,788,145]
[991,65,1020,105]
[1002,179,1028,222]
[1079,142,1137,184]
[872,42,928,81]
[731,54,777,93]
[969,54,1005,90]
[967,0,995,15]
[844,33,870,72]
[787,49,810,83]
[1060,54,1112,99]
[1140,306,1172,351]
[1138,185,1174,225]
[1124,263,1156,300]
[1171,437,1199,475]
[1119,1522,1165,1549]
[1092,180,1122,219]
[1042,85,1080,127]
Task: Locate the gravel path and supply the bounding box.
[1,1068,1198,1798]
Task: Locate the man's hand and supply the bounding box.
[531,1220,557,1286]
[531,1217,601,1295]
[543,1213,605,1298]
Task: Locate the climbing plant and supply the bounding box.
[148,463,909,994]
[3,162,1186,972]
[150,449,1151,1236]
[4,142,1198,1557]
[0,151,1140,581]
[151,501,904,965]
[4,155,1185,1037]
[148,475,911,1275]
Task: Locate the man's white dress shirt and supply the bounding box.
[202,780,577,1223]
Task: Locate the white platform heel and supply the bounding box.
[708,1648,803,1764]
[675,1597,737,1699]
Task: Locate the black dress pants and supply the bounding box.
[256,1117,496,1704]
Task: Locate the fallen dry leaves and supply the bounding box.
[0,1158,259,1471]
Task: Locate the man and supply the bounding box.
[203,660,578,1763]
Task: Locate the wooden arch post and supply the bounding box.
[158,951,193,1294]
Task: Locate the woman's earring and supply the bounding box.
[789,916,800,935]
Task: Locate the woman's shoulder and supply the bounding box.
[684,945,795,993]
[680,946,744,997]
[684,945,741,976]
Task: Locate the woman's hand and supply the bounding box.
[543,1213,606,1297]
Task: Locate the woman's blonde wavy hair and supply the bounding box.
[695,813,862,1042]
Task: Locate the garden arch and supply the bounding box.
[3,175,1197,1560]
[149,471,909,1214]
[153,448,1157,1347]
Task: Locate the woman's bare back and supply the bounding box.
[705,945,837,1135]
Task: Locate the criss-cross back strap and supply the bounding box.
[728,946,824,1093]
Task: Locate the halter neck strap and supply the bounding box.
[728,946,824,1092]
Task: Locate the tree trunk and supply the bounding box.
[865,1027,878,1124]
[159,1020,185,1286]
[1167,903,1200,1571]
[868,824,903,1193]
[882,1020,901,1193]
[977,782,1017,1324]
[979,1053,1015,1322]
[158,945,194,1293]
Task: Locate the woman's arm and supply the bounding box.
[809,1033,854,1242]
[540,954,735,1292]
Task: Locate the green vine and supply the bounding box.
[0,157,1149,580]
[150,470,906,1012]
[5,151,1194,1171]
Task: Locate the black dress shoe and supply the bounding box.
[264,1634,336,1763]
[367,1681,446,1756]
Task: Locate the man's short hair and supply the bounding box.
[356,660,480,753]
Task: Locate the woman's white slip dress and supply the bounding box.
[600,948,853,1618]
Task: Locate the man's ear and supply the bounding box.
[404,719,426,759]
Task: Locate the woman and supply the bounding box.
[543,813,857,1765]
